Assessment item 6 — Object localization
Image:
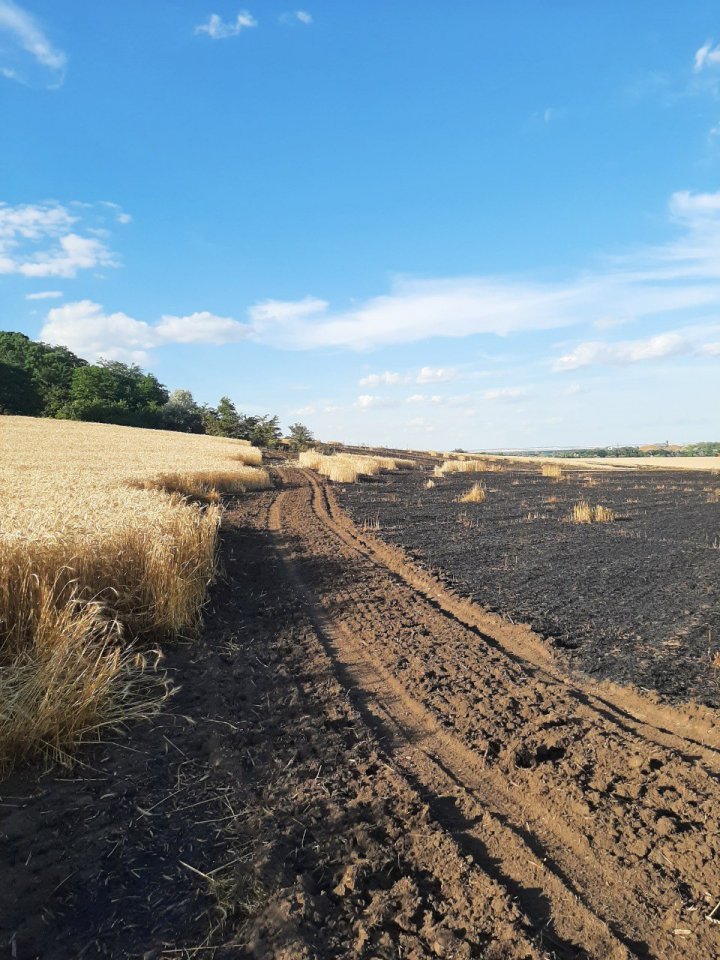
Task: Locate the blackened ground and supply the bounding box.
[337,464,720,706]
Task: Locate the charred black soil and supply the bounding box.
[337,463,720,706]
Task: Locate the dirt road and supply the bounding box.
[3,466,719,958]
[266,467,720,959]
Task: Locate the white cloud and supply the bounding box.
[25,289,62,300]
[249,296,328,326]
[553,332,690,371]
[669,189,720,220]
[99,201,133,225]
[19,233,116,278]
[40,300,253,362]
[482,386,529,401]
[355,394,400,410]
[42,301,157,364]
[416,366,458,384]
[280,10,312,25]
[358,370,407,387]
[195,12,257,39]
[405,393,443,404]
[0,0,66,86]
[155,311,249,344]
[699,341,720,356]
[0,201,122,278]
[694,41,720,73]
[239,189,720,352]
[294,404,316,415]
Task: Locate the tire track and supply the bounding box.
[268,488,629,960]
[268,468,720,958]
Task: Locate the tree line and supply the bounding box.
[0,332,314,448]
[548,443,720,458]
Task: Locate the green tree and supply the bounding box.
[215,396,242,437]
[0,332,86,416]
[249,414,282,448]
[64,360,169,426]
[0,361,43,415]
[199,404,221,435]
[287,422,314,451]
[161,389,204,433]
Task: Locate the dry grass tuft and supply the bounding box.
[425,478,436,489]
[542,463,563,480]
[230,446,263,466]
[0,417,267,770]
[457,482,487,504]
[707,488,720,503]
[434,459,492,477]
[569,501,616,524]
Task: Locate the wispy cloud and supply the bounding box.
[243,189,720,351]
[195,11,257,39]
[0,201,125,278]
[37,189,720,373]
[553,332,691,371]
[25,289,62,300]
[280,10,312,25]
[482,386,529,401]
[0,0,66,87]
[355,394,400,410]
[416,366,458,384]
[358,370,407,387]
[694,40,720,73]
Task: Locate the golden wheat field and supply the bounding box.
[0,416,271,769]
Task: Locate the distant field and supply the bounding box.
[494,454,720,472]
[0,416,270,769]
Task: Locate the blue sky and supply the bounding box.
[1,1,720,448]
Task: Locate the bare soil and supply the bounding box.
[338,463,720,705]
[2,467,720,958]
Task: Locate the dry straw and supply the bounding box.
[541,463,564,480]
[434,458,494,477]
[569,501,616,524]
[0,416,271,770]
[457,482,487,504]
[298,450,416,483]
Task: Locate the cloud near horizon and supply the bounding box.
[552,330,719,371]
[40,301,249,363]
[234,190,720,355]
[34,189,720,373]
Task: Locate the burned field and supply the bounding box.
[338,464,720,706]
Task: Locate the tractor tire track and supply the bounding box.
[267,467,720,960]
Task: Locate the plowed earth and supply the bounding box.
[2,467,720,959]
[338,464,720,705]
